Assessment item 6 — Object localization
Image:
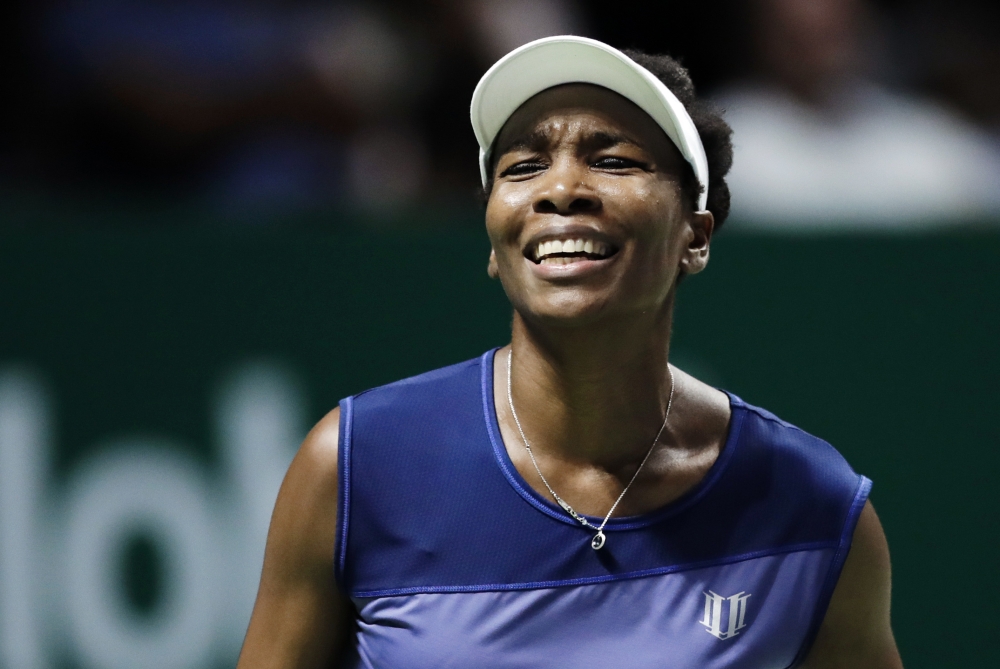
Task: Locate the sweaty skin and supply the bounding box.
[236,84,902,668]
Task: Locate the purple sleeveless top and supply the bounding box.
[336,349,870,668]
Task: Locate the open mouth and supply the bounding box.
[529,237,619,265]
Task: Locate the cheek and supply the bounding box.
[485,184,533,248]
[600,180,681,245]
[489,182,534,214]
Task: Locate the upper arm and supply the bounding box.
[236,406,352,669]
[800,500,903,668]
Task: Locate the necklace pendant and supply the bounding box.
[591,531,606,550]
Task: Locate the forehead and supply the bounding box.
[494,83,675,159]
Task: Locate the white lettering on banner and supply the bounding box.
[0,363,302,669]
[64,446,217,669]
[216,365,305,657]
[0,370,47,669]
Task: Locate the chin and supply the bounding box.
[519,291,617,329]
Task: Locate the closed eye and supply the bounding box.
[499,161,547,178]
[593,156,648,170]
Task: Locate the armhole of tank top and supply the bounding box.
[788,475,873,668]
[333,396,354,591]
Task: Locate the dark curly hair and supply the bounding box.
[483,50,734,230]
[623,50,733,229]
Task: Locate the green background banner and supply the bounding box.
[0,220,997,667]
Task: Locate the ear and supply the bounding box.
[487,248,499,279]
[678,210,715,276]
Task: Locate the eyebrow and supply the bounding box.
[581,131,645,152]
[496,129,645,158]
[496,129,550,156]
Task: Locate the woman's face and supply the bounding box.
[485,84,713,329]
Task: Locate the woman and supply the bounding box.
[237,36,902,668]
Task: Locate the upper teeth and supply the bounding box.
[534,238,608,261]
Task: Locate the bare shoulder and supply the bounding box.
[268,404,342,575]
[293,405,341,498]
[800,501,903,668]
[669,364,731,450]
[236,406,350,669]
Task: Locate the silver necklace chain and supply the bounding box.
[505,349,675,550]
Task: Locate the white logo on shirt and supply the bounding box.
[699,590,751,639]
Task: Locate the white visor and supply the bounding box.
[470,35,709,212]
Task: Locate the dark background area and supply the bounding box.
[3,0,999,218]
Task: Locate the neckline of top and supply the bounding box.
[479,347,745,531]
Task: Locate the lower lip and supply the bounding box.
[527,254,618,280]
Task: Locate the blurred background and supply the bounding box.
[0,1,998,668]
[4,0,1000,222]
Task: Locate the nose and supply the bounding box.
[532,158,600,215]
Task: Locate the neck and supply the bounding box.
[506,297,676,469]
